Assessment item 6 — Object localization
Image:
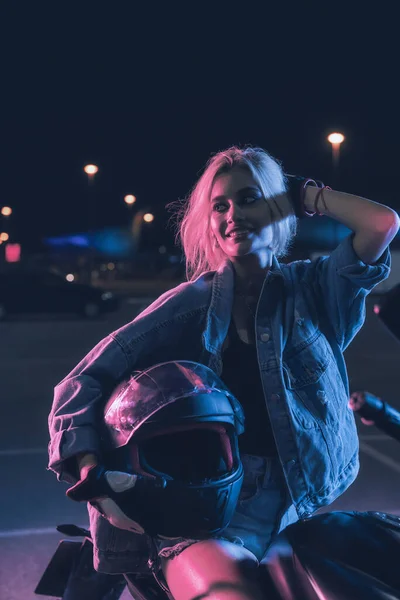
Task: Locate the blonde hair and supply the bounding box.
[170,146,297,281]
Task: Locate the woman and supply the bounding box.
[48,146,398,600]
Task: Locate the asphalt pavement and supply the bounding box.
[1,295,399,600]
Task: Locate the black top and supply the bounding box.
[221,322,278,457]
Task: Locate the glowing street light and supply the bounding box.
[327,132,345,145]
[327,132,345,246]
[83,164,99,284]
[84,164,99,176]
[1,206,12,217]
[0,232,9,242]
[124,194,137,205]
[83,164,99,189]
[327,132,345,172]
[143,213,154,223]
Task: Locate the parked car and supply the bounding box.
[0,268,119,320]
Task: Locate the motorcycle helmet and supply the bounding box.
[99,360,245,538]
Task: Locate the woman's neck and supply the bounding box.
[234,272,269,298]
[232,254,272,296]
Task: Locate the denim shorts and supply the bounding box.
[155,454,290,563]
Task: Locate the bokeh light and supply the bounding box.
[1,206,12,217]
[327,132,345,145]
[143,213,154,223]
[84,164,99,175]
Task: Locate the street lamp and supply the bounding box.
[327,132,345,184]
[83,164,99,183]
[131,211,155,252]
[0,232,9,242]
[124,194,136,206]
[327,132,345,247]
[83,164,99,284]
[1,206,12,217]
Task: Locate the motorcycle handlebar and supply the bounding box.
[350,391,400,442]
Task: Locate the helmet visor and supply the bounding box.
[104,360,244,446]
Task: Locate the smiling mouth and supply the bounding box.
[226,229,251,239]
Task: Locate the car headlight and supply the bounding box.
[101,292,114,301]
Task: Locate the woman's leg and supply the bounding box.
[161,538,264,600]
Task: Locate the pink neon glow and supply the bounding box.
[373,304,380,315]
[5,243,21,262]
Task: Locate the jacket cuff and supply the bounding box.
[48,427,102,484]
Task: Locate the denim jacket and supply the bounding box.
[48,234,390,573]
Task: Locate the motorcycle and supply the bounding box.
[35,386,400,600]
[36,287,400,599]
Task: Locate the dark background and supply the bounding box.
[1,3,399,254]
[1,5,400,599]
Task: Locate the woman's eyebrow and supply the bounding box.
[210,186,261,203]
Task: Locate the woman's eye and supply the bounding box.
[212,196,260,212]
[213,203,226,212]
[242,195,258,204]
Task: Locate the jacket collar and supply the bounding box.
[202,255,283,354]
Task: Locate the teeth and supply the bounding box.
[228,230,249,237]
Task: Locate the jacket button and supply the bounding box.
[260,332,270,342]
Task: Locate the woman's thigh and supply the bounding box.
[224,455,289,560]
[156,456,288,564]
[161,538,263,600]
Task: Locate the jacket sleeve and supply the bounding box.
[47,279,205,484]
[48,334,132,484]
[304,234,391,351]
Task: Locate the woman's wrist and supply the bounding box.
[303,186,319,214]
[304,185,331,216]
[285,175,324,218]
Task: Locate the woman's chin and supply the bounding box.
[223,239,254,256]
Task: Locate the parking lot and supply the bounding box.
[1,295,399,599]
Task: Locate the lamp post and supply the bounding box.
[327,132,345,188]
[131,211,154,253]
[83,164,99,183]
[327,132,345,247]
[122,194,154,254]
[83,164,99,284]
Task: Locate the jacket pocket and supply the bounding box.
[283,331,336,429]
[283,330,331,389]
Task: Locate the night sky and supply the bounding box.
[1,4,399,252]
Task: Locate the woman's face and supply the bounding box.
[210,167,277,262]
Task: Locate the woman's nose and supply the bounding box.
[227,201,244,222]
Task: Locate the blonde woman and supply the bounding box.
[48,146,399,599]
